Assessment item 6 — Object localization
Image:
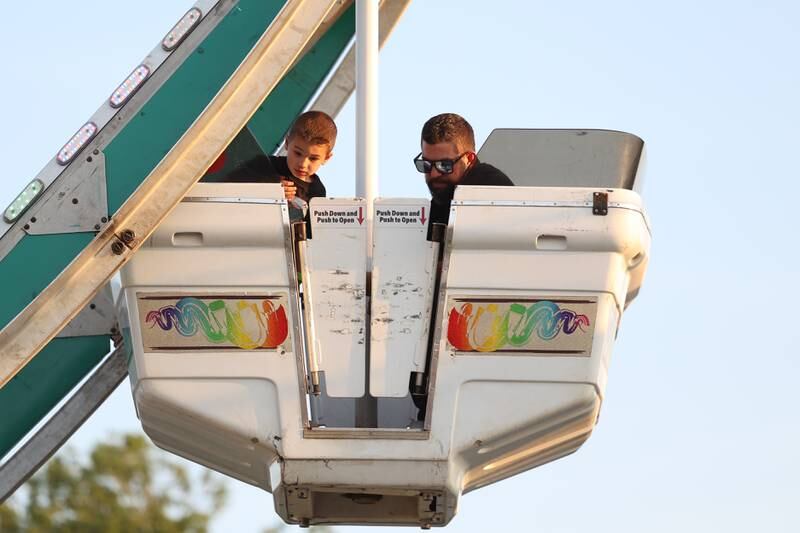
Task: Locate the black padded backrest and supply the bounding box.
[477,129,645,190]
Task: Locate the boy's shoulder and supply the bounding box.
[255,154,286,176]
[242,154,276,171]
[268,155,290,174]
[223,154,275,182]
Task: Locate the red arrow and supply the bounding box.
[357,206,364,225]
[420,206,427,225]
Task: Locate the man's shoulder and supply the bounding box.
[462,161,514,186]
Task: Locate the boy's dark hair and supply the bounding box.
[287,110,337,151]
[421,113,476,152]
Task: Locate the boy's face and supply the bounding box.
[286,137,332,180]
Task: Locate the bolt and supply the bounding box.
[30,217,36,223]
[89,303,96,310]
[101,216,108,223]
[23,224,30,230]
[111,241,126,255]
[72,198,79,204]
[87,156,93,163]
[120,229,135,243]
[93,149,99,155]
[94,224,101,230]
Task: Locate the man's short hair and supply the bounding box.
[287,110,337,151]
[421,113,476,152]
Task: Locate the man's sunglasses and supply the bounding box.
[413,152,468,174]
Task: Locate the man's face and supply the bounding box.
[421,141,471,199]
[285,137,332,180]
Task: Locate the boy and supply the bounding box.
[225,110,336,213]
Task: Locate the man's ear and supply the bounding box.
[466,151,476,164]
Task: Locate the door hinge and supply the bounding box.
[592,192,608,216]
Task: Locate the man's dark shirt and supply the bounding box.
[429,160,513,228]
[225,155,326,202]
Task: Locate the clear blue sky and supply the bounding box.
[2,1,799,531]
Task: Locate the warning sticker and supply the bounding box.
[375,206,428,226]
[312,206,365,227]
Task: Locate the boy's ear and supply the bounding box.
[324,150,334,163]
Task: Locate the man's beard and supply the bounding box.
[427,181,456,205]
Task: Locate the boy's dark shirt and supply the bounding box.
[225,155,326,202]
[429,160,513,228]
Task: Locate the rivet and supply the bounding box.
[120,229,136,243]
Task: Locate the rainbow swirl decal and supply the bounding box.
[145,297,288,349]
[447,301,591,352]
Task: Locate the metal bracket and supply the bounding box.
[25,152,109,235]
[58,283,116,338]
[592,191,609,216]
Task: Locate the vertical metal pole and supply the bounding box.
[356,0,379,427]
[356,0,379,228]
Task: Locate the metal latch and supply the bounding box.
[592,192,608,216]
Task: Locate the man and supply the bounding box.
[411,114,513,419]
[414,113,513,230]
